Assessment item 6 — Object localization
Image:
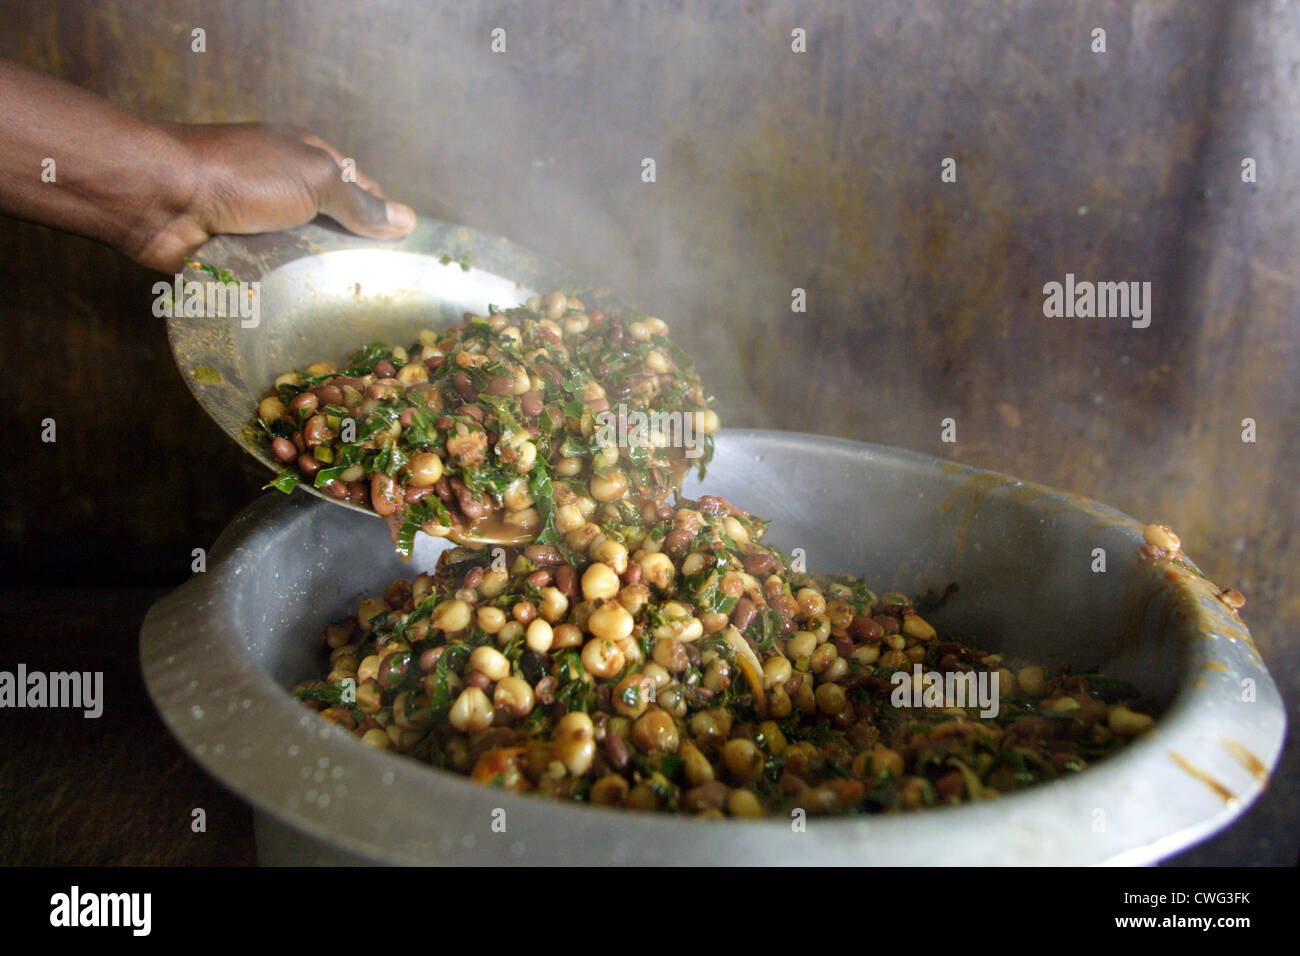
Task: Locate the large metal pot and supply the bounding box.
[140,431,1285,865]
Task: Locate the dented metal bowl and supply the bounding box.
[140,430,1285,865]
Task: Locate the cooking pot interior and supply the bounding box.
[228,433,1183,714]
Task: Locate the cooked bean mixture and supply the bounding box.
[293,496,1157,817]
[247,290,717,555]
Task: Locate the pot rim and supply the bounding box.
[140,431,1287,865]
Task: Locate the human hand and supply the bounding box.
[0,58,415,273]
[135,122,415,272]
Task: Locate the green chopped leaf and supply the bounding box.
[754,608,783,652]
[186,260,238,285]
[529,460,560,547]
[313,464,347,488]
[372,445,410,477]
[265,468,301,494]
[359,405,400,440]
[428,644,472,717]
[344,341,390,376]
[657,754,685,779]
[478,393,523,440]
[396,497,453,557]
[438,251,473,271]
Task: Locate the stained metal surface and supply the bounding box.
[140,432,1285,866]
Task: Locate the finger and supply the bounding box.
[314,174,415,239]
[299,131,386,198]
[135,220,213,274]
[353,174,386,200]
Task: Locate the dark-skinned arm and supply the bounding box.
[0,58,415,272]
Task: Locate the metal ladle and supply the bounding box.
[168,216,591,548]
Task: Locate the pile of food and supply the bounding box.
[268,288,1157,818]
[245,290,716,555]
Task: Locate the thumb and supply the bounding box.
[315,176,415,238]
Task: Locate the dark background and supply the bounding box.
[0,0,1294,865]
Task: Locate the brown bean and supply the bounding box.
[682,781,730,812]
[664,528,695,553]
[731,597,758,632]
[534,675,557,705]
[453,371,477,402]
[346,481,367,502]
[622,562,642,585]
[399,408,416,428]
[938,654,963,672]
[313,384,343,405]
[367,379,401,400]
[850,614,884,642]
[271,437,297,462]
[377,652,411,691]
[525,544,563,566]
[325,480,349,499]
[297,453,323,478]
[604,731,630,771]
[464,566,485,590]
[374,359,397,379]
[697,495,728,516]
[385,580,422,618]
[456,484,490,520]
[935,771,965,801]
[466,670,491,691]
[873,614,900,636]
[292,430,306,453]
[834,634,854,658]
[303,414,336,447]
[460,403,484,422]
[743,552,776,576]
[520,651,546,685]
[419,646,445,672]
[526,569,553,589]
[520,390,543,417]
[371,473,401,516]
[289,392,319,415]
[425,355,446,372]
[485,375,514,396]
[587,397,610,413]
[404,483,434,504]
[554,564,577,597]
